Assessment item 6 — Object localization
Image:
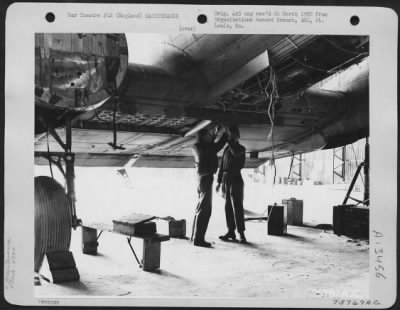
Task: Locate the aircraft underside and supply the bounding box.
[34,33,369,168]
[32,32,370,284]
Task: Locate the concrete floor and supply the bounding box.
[35,223,369,298]
[34,167,369,299]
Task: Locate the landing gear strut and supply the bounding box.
[34,115,81,284]
[37,116,81,228]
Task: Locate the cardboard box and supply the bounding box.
[333,205,369,239]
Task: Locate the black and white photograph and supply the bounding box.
[33,32,371,297]
[3,3,398,308]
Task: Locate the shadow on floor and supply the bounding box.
[244,209,262,217]
[215,238,263,250]
[240,241,262,249]
[88,252,109,258]
[172,236,190,240]
[283,233,313,243]
[301,223,333,231]
[148,269,188,281]
[54,280,91,293]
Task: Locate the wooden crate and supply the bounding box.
[333,205,369,239]
[113,213,156,235]
[82,220,170,272]
[168,219,186,238]
[45,251,80,283]
[282,198,303,225]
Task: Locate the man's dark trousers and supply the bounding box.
[191,174,213,242]
[224,177,245,233]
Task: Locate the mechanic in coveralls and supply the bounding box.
[191,125,228,247]
[216,125,247,243]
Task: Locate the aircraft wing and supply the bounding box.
[34,34,369,168]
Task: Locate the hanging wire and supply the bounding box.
[264,68,278,185]
[258,66,281,220]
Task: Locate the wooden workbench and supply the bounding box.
[81,217,170,272]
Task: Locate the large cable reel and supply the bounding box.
[34,176,72,273]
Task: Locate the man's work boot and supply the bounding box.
[239,232,247,244]
[193,240,212,248]
[219,231,236,242]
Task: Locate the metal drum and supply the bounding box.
[34,176,72,272]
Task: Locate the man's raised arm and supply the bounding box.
[213,126,228,153]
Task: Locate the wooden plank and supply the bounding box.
[137,233,170,242]
[51,268,80,284]
[82,222,170,241]
[46,251,77,270]
[113,213,157,235]
[113,213,156,226]
[83,221,113,232]
[45,251,80,283]
[113,221,156,236]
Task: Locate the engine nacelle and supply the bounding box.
[35,33,128,133]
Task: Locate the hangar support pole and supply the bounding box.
[289,153,302,181]
[364,138,369,206]
[333,146,346,183]
[65,116,80,229]
[108,80,125,150]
